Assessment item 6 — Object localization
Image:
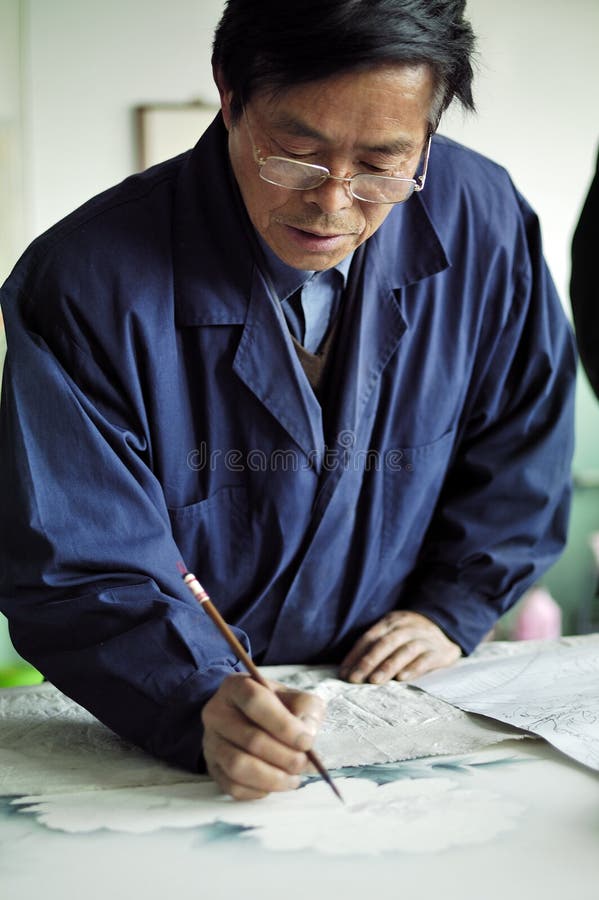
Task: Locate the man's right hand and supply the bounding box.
[201,673,326,800]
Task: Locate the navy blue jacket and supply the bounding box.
[0,115,576,771]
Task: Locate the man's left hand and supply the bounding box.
[338,611,461,684]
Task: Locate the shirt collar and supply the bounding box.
[255,231,354,303]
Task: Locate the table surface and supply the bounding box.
[1,674,598,900]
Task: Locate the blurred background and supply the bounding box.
[1,0,598,674]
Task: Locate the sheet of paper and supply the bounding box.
[412,635,599,771]
[2,636,595,798]
[12,773,524,854]
[0,682,190,795]
[277,665,529,769]
[0,649,536,797]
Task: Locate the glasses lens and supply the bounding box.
[259,157,327,190]
[351,175,415,204]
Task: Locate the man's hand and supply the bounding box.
[338,611,461,684]
[202,674,326,801]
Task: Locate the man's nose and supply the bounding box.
[302,174,354,213]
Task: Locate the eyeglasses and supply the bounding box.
[244,109,431,205]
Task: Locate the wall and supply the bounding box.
[1,0,598,664]
[22,0,225,240]
[0,0,24,284]
[0,0,22,665]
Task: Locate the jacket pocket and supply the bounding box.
[381,428,456,563]
[167,484,252,609]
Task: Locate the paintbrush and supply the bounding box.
[177,562,343,803]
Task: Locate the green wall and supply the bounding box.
[540,368,599,634]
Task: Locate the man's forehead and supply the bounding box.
[264,110,421,155]
[248,63,434,149]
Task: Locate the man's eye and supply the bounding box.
[275,141,317,160]
[363,163,389,174]
[362,162,397,175]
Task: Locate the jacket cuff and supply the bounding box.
[405,580,502,655]
[148,663,240,773]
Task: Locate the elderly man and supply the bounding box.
[0,0,575,800]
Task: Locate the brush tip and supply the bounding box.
[176,560,188,577]
[332,783,345,803]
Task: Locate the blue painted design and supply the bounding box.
[303,753,528,786]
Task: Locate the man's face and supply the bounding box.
[219,63,435,271]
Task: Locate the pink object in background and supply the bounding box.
[511,586,562,640]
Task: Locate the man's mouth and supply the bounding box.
[282,225,352,251]
[296,228,345,238]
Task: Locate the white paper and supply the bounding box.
[412,635,599,771]
[0,682,190,795]
[278,668,529,769]
[0,651,533,798]
[2,637,595,799]
[12,775,524,854]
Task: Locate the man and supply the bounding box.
[0,0,575,801]
[571,146,599,400]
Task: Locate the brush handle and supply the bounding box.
[182,571,343,802]
[202,597,270,688]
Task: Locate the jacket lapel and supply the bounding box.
[322,198,450,472]
[232,265,325,465]
[172,114,325,466]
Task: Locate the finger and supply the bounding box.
[368,642,431,684]
[225,676,320,752]
[396,643,462,681]
[275,686,326,735]
[394,649,440,681]
[206,703,309,776]
[204,737,302,799]
[354,635,461,684]
[343,629,417,683]
[338,618,400,676]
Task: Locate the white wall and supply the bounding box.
[0,0,20,116]
[22,0,226,239]
[0,0,24,282]
[440,0,599,313]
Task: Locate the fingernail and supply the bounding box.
[295,731,314,752]
[348,670,364,684]
[298,713,320,735]
[370,671,384,684]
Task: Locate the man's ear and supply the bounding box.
[213,65,234,130]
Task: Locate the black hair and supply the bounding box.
[212,0,476,128]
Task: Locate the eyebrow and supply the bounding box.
[269,113,418,156]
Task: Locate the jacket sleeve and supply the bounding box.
[404,195,577,653]
[0,269,246,774]
[571,146,599,400]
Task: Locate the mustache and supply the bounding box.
[273,214,361,235]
